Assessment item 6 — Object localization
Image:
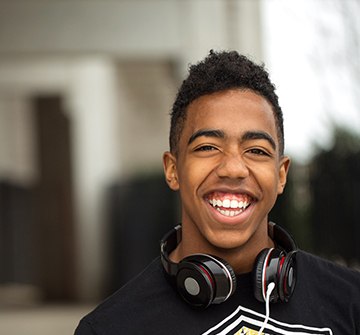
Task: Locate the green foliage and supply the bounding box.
[271,126,360,264]
[309,127,360,262]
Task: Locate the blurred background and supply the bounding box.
[0,0,359,333]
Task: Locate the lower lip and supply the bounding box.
[206,201,254,225]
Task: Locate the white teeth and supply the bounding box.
[209,198,251,216]
[222,199,230,208]
[217,208,243,217]
[230,200,238,208]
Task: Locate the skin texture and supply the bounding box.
[163,89,290,274]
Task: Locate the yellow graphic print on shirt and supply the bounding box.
[234,326,260,335]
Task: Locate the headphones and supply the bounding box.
[160,222,297,309]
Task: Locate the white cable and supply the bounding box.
[258,282,275,334]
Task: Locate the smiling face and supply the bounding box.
[163,89,290,270]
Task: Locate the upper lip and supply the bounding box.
[203,186,258,201]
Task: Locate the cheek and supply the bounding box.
[177,165,199,191]
[252,165,281,193]
[177,161,214,194]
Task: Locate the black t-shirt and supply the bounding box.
[75,250,360,334]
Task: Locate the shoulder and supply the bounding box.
[292,250,360,328]
[75,257,173,334]
[296,250,360,299]
[297,250,360,281]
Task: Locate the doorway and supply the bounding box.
[32,95,76,301]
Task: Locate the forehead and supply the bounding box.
[182,89,278,140]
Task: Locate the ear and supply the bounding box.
[163,151,179,191]
[277,155,291,195]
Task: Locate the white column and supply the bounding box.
[68,57,123,301]
[177,0,229,76]
[231,0,264,61]
[176,0,263,76]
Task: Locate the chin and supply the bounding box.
[208,234,248,252]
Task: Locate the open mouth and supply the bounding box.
[206,192,253,217]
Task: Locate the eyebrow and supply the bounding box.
[241,131,276,150]
[188,129,225,145]
[188,128,276,150]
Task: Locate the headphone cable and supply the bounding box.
[258,282,275,334]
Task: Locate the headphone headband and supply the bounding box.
[160,224,181,276]
[268,221,297,252]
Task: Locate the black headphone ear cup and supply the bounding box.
[176,259,214,308]
[221,258,237,297]
[176,254,237,308]
[253,248,271,302]
[278,250,297,302]
[253,248,283,303]
[210,256,237,302]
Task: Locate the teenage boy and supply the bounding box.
[75,50,360,335]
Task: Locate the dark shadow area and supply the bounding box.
[106,174,179,295]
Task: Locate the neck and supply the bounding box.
[170,222,274,274]
[219,234,275,274]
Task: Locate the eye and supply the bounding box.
[248,148,270,156]
[195,145,217,152]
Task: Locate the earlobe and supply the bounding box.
[163,151,179,191]
[277,156,291,195]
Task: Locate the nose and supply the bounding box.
[215,153,249,179]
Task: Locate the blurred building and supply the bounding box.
[0,0,264,303]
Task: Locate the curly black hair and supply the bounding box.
[169,50,284,155]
